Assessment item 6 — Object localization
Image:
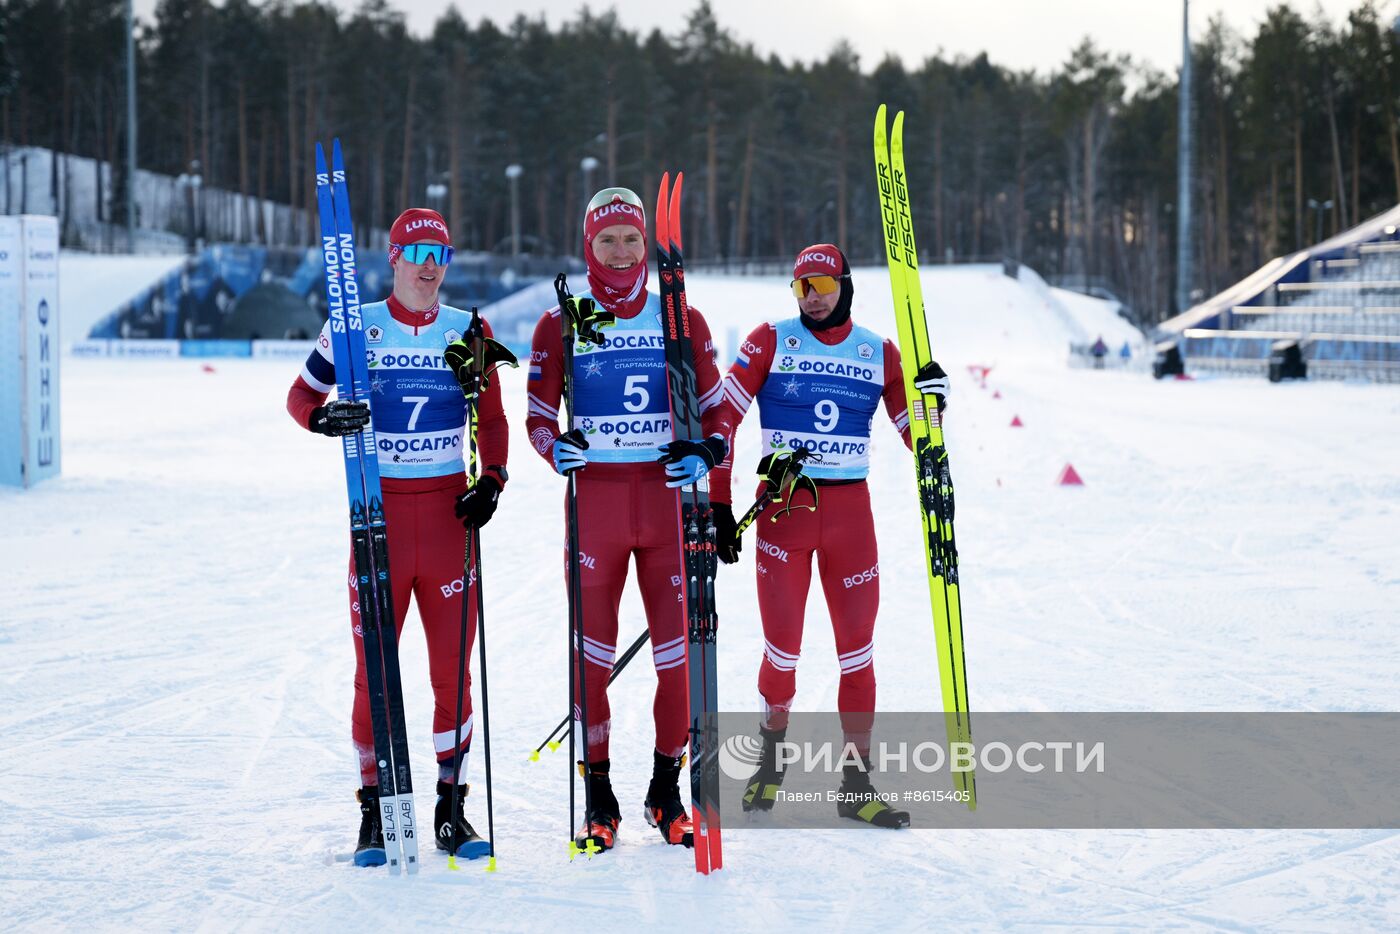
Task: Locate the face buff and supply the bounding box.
[584,188,649,316]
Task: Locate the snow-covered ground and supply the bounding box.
[4,266,1400,930]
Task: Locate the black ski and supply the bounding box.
[655,171,722,874]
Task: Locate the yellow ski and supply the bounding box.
[874,104,976,808]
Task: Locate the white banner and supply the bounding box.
[69,340,111,358]
[108,340,179,359]
[23,216,60,485]
[251,339,315,359]
[0,218,21,486]
[0,216,61,487]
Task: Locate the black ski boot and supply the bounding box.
[573,759,622,855]
[742,726,787,813]
[434,780,490,860]
[643,751,694,848]
[836,757,910,829]
[354,786,386,867]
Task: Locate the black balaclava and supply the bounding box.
[795,244,853,332]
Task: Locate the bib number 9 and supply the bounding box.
[814,399,839,433]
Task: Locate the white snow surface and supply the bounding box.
[5,266,1400,930]
[1049,285,1148,355]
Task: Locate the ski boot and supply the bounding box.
[435,780,491,860]
[572,759,622,856]
[742,726,787,813]
[836,757,910,829]
[642,751,694,848]
[354,786,386,867]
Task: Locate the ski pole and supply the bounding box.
[444,309,516,870]
[473,529,497,872]
[555,273,614,857]
[445,310,486,872]
[530,629,651,760]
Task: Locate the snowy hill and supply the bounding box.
[57,250,186,340]
[4,267,1399,929]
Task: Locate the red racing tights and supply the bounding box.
[350,474,478,786]
[567,462,689,764]
[751,480,879,754]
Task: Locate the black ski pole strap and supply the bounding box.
[566,296,615,347]
[553,272,615,347]
[736,448,819,534]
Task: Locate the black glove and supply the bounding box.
[454,475,502,529]
[656,435,727,469]
[309,399,370,437]
[913,360,950,412]
[712,503,740,565]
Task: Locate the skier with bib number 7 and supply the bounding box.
[288,207,510,866]
[707,243,949,828]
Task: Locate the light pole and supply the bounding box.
[1307,198,1334,246]
[1175,0,1193,315]
[505,164,523,259]
[175,162,203,255]
[125,0,137,251]
[426,181,448,215]
[580,155,600,200]
[580,156,600,256]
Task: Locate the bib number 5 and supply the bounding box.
[623,374,650,413]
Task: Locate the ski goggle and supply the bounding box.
[790,274,848,299]
[587,187,645,212]
[393,242,454,266]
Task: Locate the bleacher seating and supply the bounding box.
[1159,205,1400,382]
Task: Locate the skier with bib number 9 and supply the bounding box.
[287,208,509,866]
[708,243,949,828]
[525,187,729,853]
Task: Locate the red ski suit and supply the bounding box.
[710,318,911,754]
[526,297,726,762]
[288,295,508,785]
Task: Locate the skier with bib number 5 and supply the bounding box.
[708,243,949,828]
[526,187,729,853]
[287,208,510,866]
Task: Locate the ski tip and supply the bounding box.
[315,143,328,173]
[656,173,670,245]
[876,102,886,123]
[670,173,684,250]
[332,137,343,162]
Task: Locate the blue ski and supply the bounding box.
[315,139,419,874]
